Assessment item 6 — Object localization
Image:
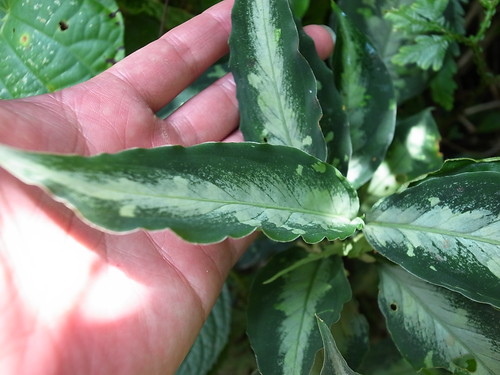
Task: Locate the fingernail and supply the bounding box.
[321,25,336,45]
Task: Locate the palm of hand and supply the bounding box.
[0,0,333,373]
[0,2,249,373]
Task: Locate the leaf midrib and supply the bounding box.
[47,178,354,222]
[256,0,294,147]
[367,221,500,246]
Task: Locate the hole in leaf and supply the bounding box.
[109,9,121,18]
[59,21,69,31]
[262,137,268,143]
[390,303,398,311]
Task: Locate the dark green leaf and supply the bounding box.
[358,337,419,375]
[331,300,369,371]
[316,316,362,375]
[176,284,231,375]
[330,2,396,188]
[0,143,363,244]
[379,265,500,374]
[296,20,351,175]
[247,248,351,375]
[229,0,326,160]
[0,0,124,98]
[365,166,500,308]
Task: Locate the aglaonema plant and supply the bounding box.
[0,0,499,374]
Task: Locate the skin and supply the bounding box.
[0,1,334,374]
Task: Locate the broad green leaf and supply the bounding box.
[176,284,231,375]
[331,300,369,371]
[379,265,500,374]
[365,168,500,307]
[0,142,363,244]
[368,108,443,198]
[229,0,327,160]
[330,2,396,188]
[316,316,362,375]
[0,0,124,98]
[247,248,351,375]
[296,20,351,175]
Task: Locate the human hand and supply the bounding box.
[0,1,334,373]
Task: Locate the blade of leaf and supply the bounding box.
[365,168,500,308]
[296,19,352,175]
[229,0,327,160]
[379,264,500,374]
[0,142,363,244]
[409,156,500,187]
[0,0,124,98]
[247,248,352,375]
[176,284,231,375]
[316,316,362,375]
[330,2,397,188]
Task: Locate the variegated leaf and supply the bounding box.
[0,143,363,243]
[247,248,352,375]
[296,19,351,175]
[365,165,500,308]
[330,2,396,188]
[229,0,326,160]
[379,265,500,374]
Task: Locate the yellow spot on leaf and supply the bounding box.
[312,162,326,173]
[20,33,30,47]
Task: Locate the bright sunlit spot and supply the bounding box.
[406,125,427,159]
[1,205,147,325]
[79,262,147,323]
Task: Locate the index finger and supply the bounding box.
[99,0,235,112]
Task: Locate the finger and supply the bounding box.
[151,74,239,147]
[96,0,235,112]
[303,25,335,59]
[153,24,335,146]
